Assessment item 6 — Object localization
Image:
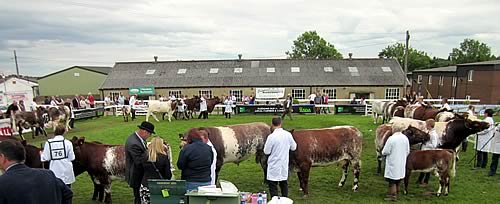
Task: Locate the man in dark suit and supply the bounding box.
[0,139,73,204]
[126,121,155,204]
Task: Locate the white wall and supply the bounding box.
[0,77,38,106]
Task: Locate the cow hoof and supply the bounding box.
[403,190,408,195]
[299,188,303,192]
[338,183,344,187]
[444,193,449,196]
[436,193,441,197]
[302,194,309,198]
[352,185,359,192]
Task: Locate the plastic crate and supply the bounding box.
[148,179,187,204]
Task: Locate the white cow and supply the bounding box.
[146,100,174,122]
[372,101,387,124]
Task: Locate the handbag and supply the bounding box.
[150,158,164,179]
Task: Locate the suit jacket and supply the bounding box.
[0,164,73,204]
[125,132,147,188]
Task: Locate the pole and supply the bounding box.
[14,50,19,76]
[403,30,410,96]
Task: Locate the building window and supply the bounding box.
[74,73,80,77]
[324,67,333,72]
[439,76,444,86]
[452,77,457,87]
[428,75,432,85]
[229,90,243,102]
[322,88,336,99]
[291,67,300,73]
[466,95,471,100]
[177,69,187,74]
[199,90,213,98]
[381,67,392,72]
[266,67,275,73]
[146,69,156,75]
[168,90,182,98]
[385,88,400,100]
[209,68,219,74]
[234,68,243,73]
[417,75,422,84]
[291,89,306,99]
[348,67,360,76]
[467,70,473,81]
[438,95,442,99]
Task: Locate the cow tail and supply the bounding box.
[448,150,456,177]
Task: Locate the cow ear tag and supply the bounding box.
[161,189,170,198]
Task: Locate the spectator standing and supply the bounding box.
[118,93,125,105]
[6,100,19,118]
[50,96,58,106]
[360,97,366,105]
[79,96,87,109]
[314,93,322,114]
[281,94,293,120]
[104,94,112,106]
[381,130,410,201]
[30,98,38,112]
[466,105,476,117]
[41,125,76,187]
[476,109,495,169]
[0,140,73,204]
[126,121,154,204]
[130,94,137,121]
[87,93,95,108]
[350,97,357,104]
[308,93,316,105]
[140,137,172,204]
[71,95,80,110]
[264,117,297,197]
[322,93,330,114]
[249,95,255,105]
[18,100,26,112]
[44,96,50,105]
[439,98,451,112]
[177,129,213,191]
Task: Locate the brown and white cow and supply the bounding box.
[287,126,363,196]
[121,105,131,122]
[11,108,47,140]
[375,125,430,174]
[435,112,455,122]
[383,100,408,123]
[43,106,71,131]
[404,105,441,121]
[180,122,271,183]
[389,115,490,150]
[70,137,174,203]
[0,137,43,170]
[404,149,456,197]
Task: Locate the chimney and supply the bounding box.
[154,56,158,63]
[238,54,242,61]
[348,53,353,60]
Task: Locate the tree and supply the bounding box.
[430,57,452,68]
[378,42,432,72]
[450,38,496,64]
[286,31,343,59]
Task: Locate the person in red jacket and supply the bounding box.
[87,93,95,108]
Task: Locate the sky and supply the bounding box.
[1,0,499,76]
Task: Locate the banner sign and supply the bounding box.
[129,87,155,95]
[255,88,285,99]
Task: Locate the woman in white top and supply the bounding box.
[41,125,75,187]
[466,105,476,117]
[224,96,233,119]
[418,119,439,186]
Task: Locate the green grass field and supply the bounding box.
[24,114,500,204]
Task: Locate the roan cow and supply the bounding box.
[371,101,387,124]
[43,106,71,131]
[286,126,363,196]
[146,100,175,122]
[121,105,131,122]
[11,108,47,140]
[180,122,271,183]
[375,125,430,174]
[383,100,408,123]
[70,137,174,204]
[404,149,456,197]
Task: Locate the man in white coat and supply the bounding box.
[381,131,410,201]
[198,95,208,119]
[206,139,217,185]
[41,124,76,187]
[129,94,137,121]
[476,109,495,169]
[263,117,297,198]
[477,109,498,176]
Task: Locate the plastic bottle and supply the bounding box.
[257,193,263,204]
[262,191,267,204]
[179,198,185,204]
[240,192,246,204]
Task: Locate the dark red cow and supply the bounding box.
[287,126,363,196]
[404,105,441,121]
[206,97,222,113]
[0,137,43,169]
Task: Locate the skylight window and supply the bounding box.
[348,67,359,76]
[234,67,243,73]
[177,69,187,74]
[251,61,260,68]
[324,67,333,72]
[381,66,392,72]
[266,67,275,73]
[146,69,156,75]
[209,68,219,74]
[291,67,300,73]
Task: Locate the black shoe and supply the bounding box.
[488,172,495,176]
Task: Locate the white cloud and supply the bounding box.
[0,0,499,76]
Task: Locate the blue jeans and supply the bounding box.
[186,181,211,191]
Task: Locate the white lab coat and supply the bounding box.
[129,96,136,107]
[440,103,451,111]
[487,124,500,154]
[477,117,495,151]
[263,128,297,181]
[41,136,76,184]
[207,141,218,185]
[200,98,208,112]
[421,129,439,150]
[224,99,233,113]
[382,132,410,180]
[30,101,38,112]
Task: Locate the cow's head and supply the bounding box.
[179,128,209,149]
[402,125,430,145]
[464,118,490,133]
[70,136,86,161]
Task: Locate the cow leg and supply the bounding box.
[377,155,382,175]
[338,159,349,187]
[18,128,25,141]
[103,182,112,204]
[444,175,450,196]
[436,175,443,197]
[352,160,361,191]
[299,164,311,197]
[403,170,411,195]
[167,112,172,122]
[31,127,35,139]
